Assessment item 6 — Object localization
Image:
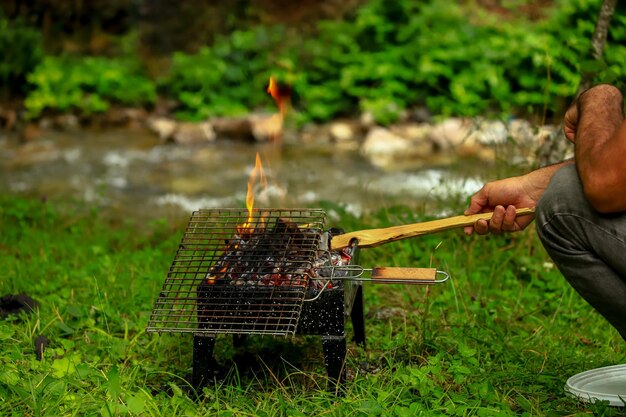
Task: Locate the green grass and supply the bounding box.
[0,197,624,416]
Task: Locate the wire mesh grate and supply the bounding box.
[147,208,326,336]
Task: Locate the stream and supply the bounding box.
[0,127,504,221]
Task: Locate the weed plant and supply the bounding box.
[1,196,624,416]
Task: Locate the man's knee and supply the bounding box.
[536,164,588,230]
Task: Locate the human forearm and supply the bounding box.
[522,159,574,202]
[574,85,626,212]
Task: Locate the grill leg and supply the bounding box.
[192,335,216,390]
[350,285,366,347]
[321,335,346,392]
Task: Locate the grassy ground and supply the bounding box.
[0,196,624,416]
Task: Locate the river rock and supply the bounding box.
[508,119,537,146]
[361,126,434,170]
[104,107,148,127]
[329,120,362,151]
[455,142,496,162]
[534,127,573,167]
[55,114,80,130]
[329,121,359,143]
[299,123,332,145]
[249,114,281,142]
[172,121,216,145]
[428,117,472,150]
[389,123,430,142]
[360,111,376,128]
[147,117,177,140]
[212,116,253,140]
[467,119,508,145]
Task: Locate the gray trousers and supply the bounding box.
[536,164,626,342]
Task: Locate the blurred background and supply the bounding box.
[0,0,624,221]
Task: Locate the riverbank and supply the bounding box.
[1,108,572,222]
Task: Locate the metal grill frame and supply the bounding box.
[147,208,327,337]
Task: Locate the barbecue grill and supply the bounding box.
[147,208,450,391]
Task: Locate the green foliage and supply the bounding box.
[161,25,297,121]
[0,18,43,95]
[157,0,626,123]
[13,0,626,123]
[293,20,359,122]
[24,56,156,118]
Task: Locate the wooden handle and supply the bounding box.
[330,207,535,250]
[371,267,437,281]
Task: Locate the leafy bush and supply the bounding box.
[0,18,43,96]
[291,20,359,122]
[17,0,626,123]
[24,56,156,119]
[161,25,297,121]
[162,0,624,124]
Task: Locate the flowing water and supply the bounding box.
[0,128,507,221]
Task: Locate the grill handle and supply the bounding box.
[322,265,449,285]
[372,267,436,281]
[330,207,535,250]
[370,267,449,284]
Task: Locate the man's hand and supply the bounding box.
[464,162,570,235]
[563,103,578,143]
[464,176,537,235]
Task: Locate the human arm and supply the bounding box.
[464,160,572,235]
[465,84,625,234]
[565,84,626,212]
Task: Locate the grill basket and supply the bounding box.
[147,208,328,337]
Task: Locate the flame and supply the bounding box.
[267,77,279,100]
[236,77,290,236]
[267,76,288,116]
[238,152,267,235]
[265,76,291,141]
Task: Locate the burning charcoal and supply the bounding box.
[201,213,327,291]
[274,217,300,235]
[274,218,318,249]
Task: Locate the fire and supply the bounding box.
[267,76,290,117]
[236,77,290,235]
[267,77,279,102]
[238,152,267,235]
[265,76,291,141]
